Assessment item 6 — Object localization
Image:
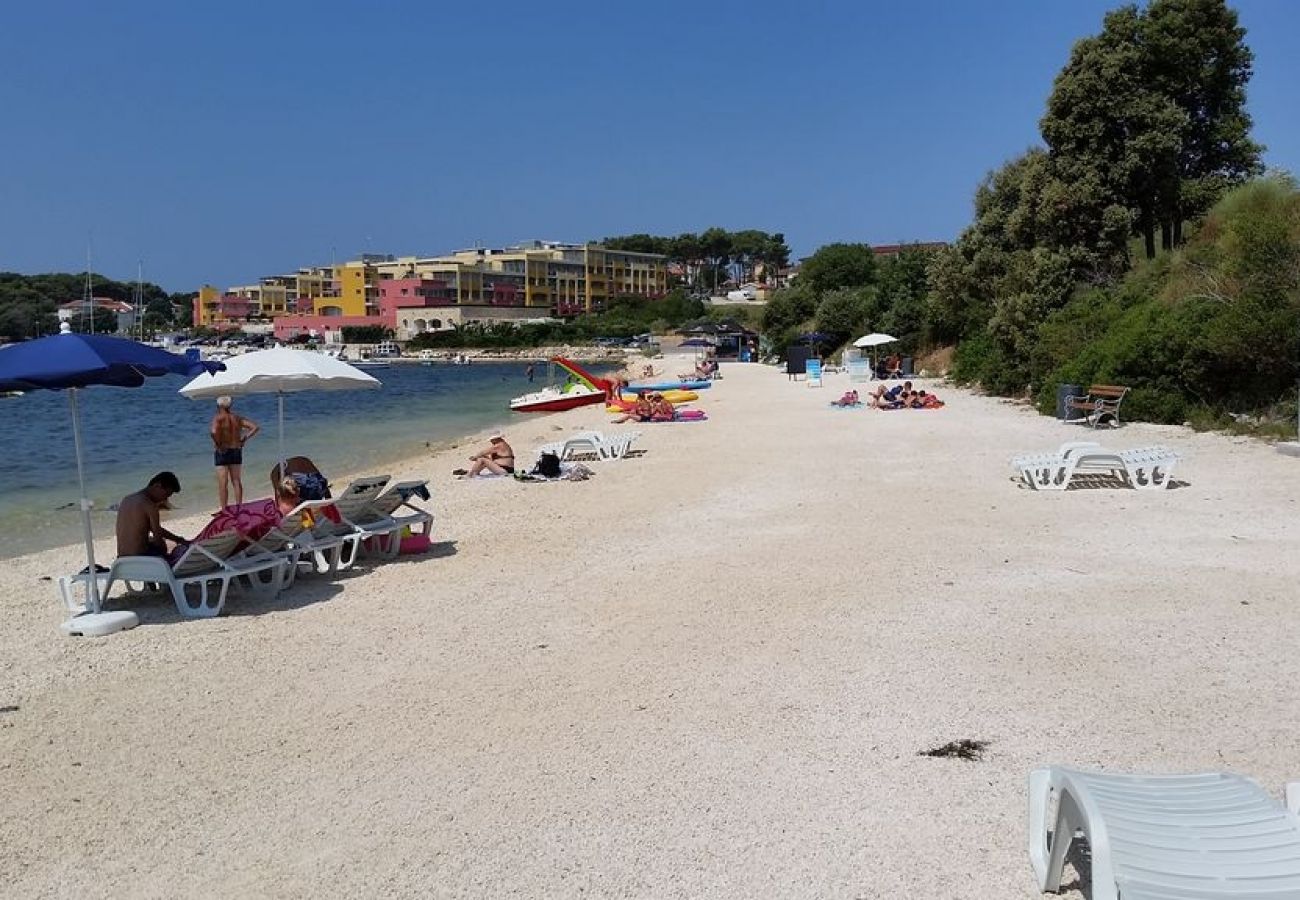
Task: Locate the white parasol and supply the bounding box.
[852,333,900,377]
[178,348,381,466]
[852,333,898,348]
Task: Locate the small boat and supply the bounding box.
[509,356,612,413]
[352,358,391,370]
[509,385,606,413]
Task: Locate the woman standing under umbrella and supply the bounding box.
[211,395,260,510]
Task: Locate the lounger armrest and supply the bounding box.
[1287,781,1300,816]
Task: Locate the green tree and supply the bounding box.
[815,287,876,337]
[799,243,877,294]
[1143,0,1263,245]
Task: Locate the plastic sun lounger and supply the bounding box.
[1012,443,1181,491]
[346,480,433,560]
[317,475,399,566]
[540,431,640,462]
[96,531,288,618]
[1029,766,1300,899]
[243,498,344,587]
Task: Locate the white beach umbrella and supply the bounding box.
[853,332,899,348]
[852,333,900,375]
[178,348,381,467]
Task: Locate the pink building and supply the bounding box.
[274,277,461,340]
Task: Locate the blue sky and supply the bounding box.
[1,0,1296,292]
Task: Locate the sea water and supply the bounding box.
[0,361,601,559]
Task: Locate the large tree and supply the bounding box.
[799,243,877,295]
[1143,0,1262,245]
[1042,0,1260,259]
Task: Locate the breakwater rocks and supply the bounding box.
[353,345,638,364]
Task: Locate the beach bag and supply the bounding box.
[291,471,331,501]
[533,452,561,478]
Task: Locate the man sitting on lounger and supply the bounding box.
[116,471,188,557]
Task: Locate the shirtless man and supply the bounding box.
[462,432,515,477]
[211,395,259,510]
[869,380,912,409]
[115,472,188,558]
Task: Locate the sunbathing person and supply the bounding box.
[832,389,861,407]
[649,393,676,421]
[461,432,515,477]
[612,393,653,424]
[869,380,912,409]
[116,472,188,558]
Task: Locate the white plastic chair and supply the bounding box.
[99,531,287,618]
[1029,766,1300,899]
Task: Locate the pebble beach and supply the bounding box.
[3,356,1299,898]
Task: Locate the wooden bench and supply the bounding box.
[1064,385,1129,428]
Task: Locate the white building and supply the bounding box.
[56,297,137,333]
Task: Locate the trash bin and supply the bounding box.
[901,356,914,377]
[1057,383,1083,421]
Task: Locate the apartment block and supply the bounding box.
[197,241,668,339]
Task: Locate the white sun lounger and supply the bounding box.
[241,498,344,588]
[1012,443,1180,490]
[539,431,640,461]
[96,531,288,618]
[1029,766,1300,899]
[315,475,397,566]
[339,479,432,560]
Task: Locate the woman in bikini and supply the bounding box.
[462,432,515,477]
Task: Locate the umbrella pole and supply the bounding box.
[68,389,101,614]
[278,391,286,475]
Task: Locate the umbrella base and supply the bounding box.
[60,610,139,637]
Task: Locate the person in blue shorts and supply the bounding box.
[210,396,260,510]
[869,380,912,409]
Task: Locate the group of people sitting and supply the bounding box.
[875,354,905,380]
[868,381,944,409]
[693,357,719,380]
[613,392,677,423]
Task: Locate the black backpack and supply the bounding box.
[533,452,561,478]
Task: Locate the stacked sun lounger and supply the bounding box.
[1012,441,1181,490]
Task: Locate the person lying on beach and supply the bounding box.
[271,456,331,501]
[459,432,515,477]
[832,390,861,407]
[869,381,912,409]
[116,471,189,558]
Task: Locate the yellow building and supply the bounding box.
[374,241,667,315]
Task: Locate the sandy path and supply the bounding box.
[2,360,1298,898]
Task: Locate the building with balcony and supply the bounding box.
[206,241,667,339]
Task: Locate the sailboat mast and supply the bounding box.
[83,245,94,336]
[135,260,144,341]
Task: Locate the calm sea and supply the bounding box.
[0,361,599,559]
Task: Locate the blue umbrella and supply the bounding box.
[0,325,224,632]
